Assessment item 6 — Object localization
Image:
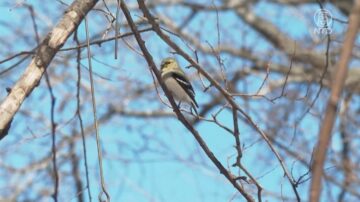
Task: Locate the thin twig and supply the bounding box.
[84,17,110,202]
[69,139,84,202]
[0,0,100,140]
[232,109,242,166]
[270,42,296,101]
[121,1,254,201]
[44,68,58,202]
[30,5,59,200]
[115,0,120,59]
[137,1,300,200]
[0,28,152,70]
[232,108,262,202]
[296,2,332,125]
[74,30,92,202]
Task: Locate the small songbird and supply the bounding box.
[160,57,198,114]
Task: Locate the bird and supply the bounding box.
[160,57,198,114]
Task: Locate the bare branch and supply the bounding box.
[310,1,360,201]
[121,1,255,201]
[0,0,99,140]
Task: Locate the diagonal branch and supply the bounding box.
[137,1,301,200]
[120,1,255,201]
[309,1,360,201]
[234,5,325,69]
[0,0,99,140]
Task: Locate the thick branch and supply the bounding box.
[234,4,325,68]
[0,0,99,139]
[309,1,360,201]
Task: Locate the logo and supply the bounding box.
[314,9,333,35]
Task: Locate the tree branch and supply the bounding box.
[0,0,99,140]
[121,1,255,201]
[310,1,360,201]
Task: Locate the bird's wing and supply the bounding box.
[171,72,198,107]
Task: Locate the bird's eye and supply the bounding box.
[162,61,170,67]
[161,60,173,69]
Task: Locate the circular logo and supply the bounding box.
[314,9,333,28]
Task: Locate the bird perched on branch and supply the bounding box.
[160,57,198,114]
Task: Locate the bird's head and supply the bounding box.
[160,57,178,73]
